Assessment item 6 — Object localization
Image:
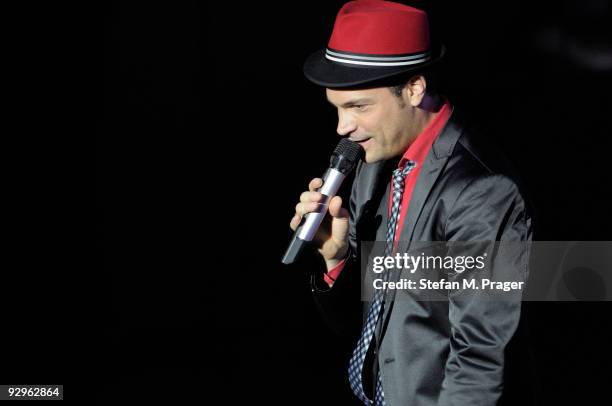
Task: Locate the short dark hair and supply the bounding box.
[388,67,440,98]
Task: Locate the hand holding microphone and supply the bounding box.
[289,177,349,269]
[282,139,363,265]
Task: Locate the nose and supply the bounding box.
[336,109,357,136]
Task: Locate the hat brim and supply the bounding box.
[303,44,445,88]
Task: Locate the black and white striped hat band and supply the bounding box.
[325,48,431,67]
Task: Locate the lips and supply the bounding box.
[352,138,372,149]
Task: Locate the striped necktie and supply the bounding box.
[348,160,416,405]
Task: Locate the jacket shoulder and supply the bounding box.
[443,115,528,199]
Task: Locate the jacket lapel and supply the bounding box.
[377,110,464,337]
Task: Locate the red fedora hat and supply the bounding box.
[303,0,445,88]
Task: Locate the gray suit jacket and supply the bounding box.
[311,110,534,406]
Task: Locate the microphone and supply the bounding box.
[281,139,363,265]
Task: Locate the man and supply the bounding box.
[290,1,533,405]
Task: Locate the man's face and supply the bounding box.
[326,86,418,163]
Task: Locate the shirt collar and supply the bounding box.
[399,97,453,169]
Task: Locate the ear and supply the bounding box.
[404,75,427,107]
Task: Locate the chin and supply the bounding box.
[364,151,382,164]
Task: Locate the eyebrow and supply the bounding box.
[326,97,374,108]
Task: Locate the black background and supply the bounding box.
[96,1,612,404]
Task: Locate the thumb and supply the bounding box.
[328,196,349,219]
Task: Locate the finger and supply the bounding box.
[308,178,323,192]
[295,201,322,218]
[289,214,301,231]
[300,190,322,203]
[328,196,349,219]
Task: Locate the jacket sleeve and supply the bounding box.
[309,250,362,338]
[438,174,532,406]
